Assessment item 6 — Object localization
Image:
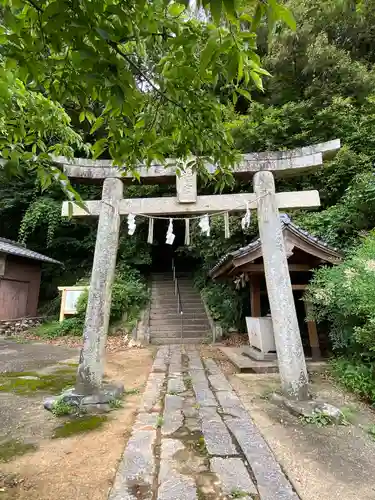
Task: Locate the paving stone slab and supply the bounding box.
[158,439,197,500]
[167,374,185,394]
[208,373,233,392]
[203,358,221,375]
[162,394,183,435]
[210,457,258,498]
[225,417,299,500]
[200,416,238,456]
[133,412,160,431]
[158,476,197,500]
[182,397,200,419]
[189,369,207,384]
[153,347,170,372]
[140,372,165,412]
[187,352,204,371]
[216,390,249,419]
[198,406,222,422]
[109,429,156,500]
[192,382,217,407]
[169,348,182,374]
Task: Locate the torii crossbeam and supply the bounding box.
[56,139,340,402]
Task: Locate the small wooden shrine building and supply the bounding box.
[0,237,61,320]
[209,214,342,359]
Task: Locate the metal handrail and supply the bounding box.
[172,258,183,339]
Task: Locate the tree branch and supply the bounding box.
[107,40,189,116]
[24,0,43,13]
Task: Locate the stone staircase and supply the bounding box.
[149,273,211,344]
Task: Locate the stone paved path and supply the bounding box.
[109,346,299,500]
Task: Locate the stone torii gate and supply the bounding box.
[57,139,340,402]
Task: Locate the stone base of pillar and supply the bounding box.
[43,383,124,414]
[270,392,345,424]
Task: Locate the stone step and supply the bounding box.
[151,292,201,299]
[150,325,209,333]
[150,318,209,327]
[150,312,208,320]
[151,310,206,316]
[151,306,205,313]
[151,298,203,305]
[152,281,195,286]
[151,285,197,291]
[151,298,203,304]
[150,337,206,345]
[150,327,210,335]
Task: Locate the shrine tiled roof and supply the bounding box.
[0,237,61,265]
[209,214,342,278]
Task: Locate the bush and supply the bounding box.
[330,358,375,405]
[194,276,244,331]
[32,318,83,338]
[76,264,149,330]
[307,231,375,354]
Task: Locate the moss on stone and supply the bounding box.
[52,415,108,439]
[0,439,37,462]
[0,368,76,395]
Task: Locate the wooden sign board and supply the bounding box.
[58,286,89,322]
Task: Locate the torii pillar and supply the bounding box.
[76,177,123,394]
[254,171,308,399]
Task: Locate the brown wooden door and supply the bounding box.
[0,279,29,320]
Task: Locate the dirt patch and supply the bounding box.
[0,347,155,500]
[230,371,375,500]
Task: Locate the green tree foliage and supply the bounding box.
[230,0,375,249]
[307,233,375,354]
[0,0,294,192]
[186,0,375,332]
[77,263,149,326]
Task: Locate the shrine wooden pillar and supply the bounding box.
[304,300,321,360]
[250,274,261,317]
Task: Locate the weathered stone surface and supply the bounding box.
[225,416,298,500]
[64,191,321,217]
[215,390,248,419]
[254,171,309,400]
[192,382,217,407]
[81,384,124,405]
[169,345,182,374]
[189,369,207,384]
[176,167,197,203]
[210,457,257,498]
[43,397,56,411]
[109,429,156,500]
[44,384,124,413]
[200,410,237,456]
[182,397,199,419]
[162,395,183,436]
[168,375,185,394]
[141,373,165,412]
[185,417,201,433]
[203,358,221,375]
[187,352,204,371]
[198,406,222,422]
[133,412,160,431]
[76,177,123,394]
[153,346,170,372]
[158,439,197,500]
[272,394,345,424]
[58,140,340,181]
[208,374,232,392]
